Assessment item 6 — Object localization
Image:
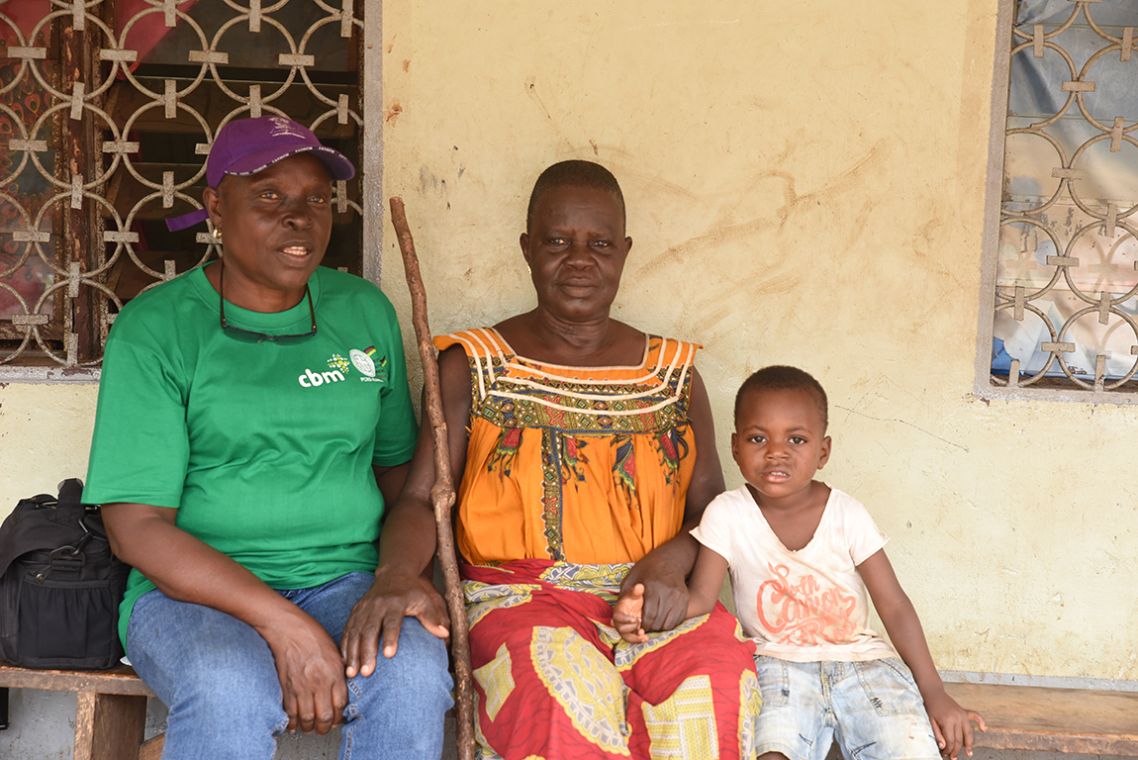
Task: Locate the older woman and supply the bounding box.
[83,116,452,760]
[353,160,759,758]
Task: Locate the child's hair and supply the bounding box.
[734,365,829,430]
[526,160,626,230]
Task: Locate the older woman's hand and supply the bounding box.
[620,553,691,632]
[612,583,649,643]
[340,568,449,678]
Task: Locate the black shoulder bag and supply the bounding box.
[0,479,129,669]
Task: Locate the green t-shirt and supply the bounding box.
[83,265,418,647]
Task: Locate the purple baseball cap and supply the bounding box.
[166,116,356,232]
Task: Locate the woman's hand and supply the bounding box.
[102,503,351,734]
[340,570,450,678]
[923,688,986,760]
[612,583,648,643]
[260,610,349,735]
[621,555,690,631]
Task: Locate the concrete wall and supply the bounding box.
[2,0,1134,696]
[375,0,1137,681]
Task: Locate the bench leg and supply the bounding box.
[138,733,165,760]
[73,690,147,760]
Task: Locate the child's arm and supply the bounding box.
[859,549,987,760]
[613,545,728,643]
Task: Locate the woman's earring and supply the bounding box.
[212,227,223,244]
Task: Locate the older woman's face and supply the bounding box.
[205,153,332,308]
[520,184,631,322]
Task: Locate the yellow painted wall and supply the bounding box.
[1,382,99,506]
[2,0,1135,680]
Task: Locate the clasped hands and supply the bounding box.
[612,558,690,644]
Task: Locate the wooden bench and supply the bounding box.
[5,664,1135,757]
[944,681,1138,755]
[0,663,164,760]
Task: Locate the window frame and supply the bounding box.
[973,0,1138,404]
[0,2,385,383]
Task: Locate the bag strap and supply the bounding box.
[14,494,57,511]
[56,478,85,507]
[0,479,103,577]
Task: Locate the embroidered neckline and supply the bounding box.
[488,326,651,372]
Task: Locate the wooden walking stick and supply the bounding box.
[388,197,475,760]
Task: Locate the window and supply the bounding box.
[0,0,379,378]
[979,0,1138,400]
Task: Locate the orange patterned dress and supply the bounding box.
[435,328,759,760]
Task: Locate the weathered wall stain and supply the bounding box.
[524,77,554,123]
[639,140,891,273]
[834,403,970,453]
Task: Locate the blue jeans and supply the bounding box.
[755,656,941,760]
[127,572,453,760]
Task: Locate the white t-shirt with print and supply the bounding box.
[691,485,898,663]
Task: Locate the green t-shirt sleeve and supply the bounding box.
[372,292,418,467]
[83,304,190,508]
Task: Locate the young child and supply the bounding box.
[615,365,985,760]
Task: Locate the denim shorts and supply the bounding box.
[755,655,941,760]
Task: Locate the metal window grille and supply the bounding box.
[978,0,1138,401]
[0,0,380,379]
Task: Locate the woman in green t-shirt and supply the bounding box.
[85,116,452,759]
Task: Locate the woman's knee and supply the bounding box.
[341,617,452,754]
[163,647,285,731]
[179,679,286,732]
[127,593,286,731]
[155,653,287,758]
[360,617,453,705]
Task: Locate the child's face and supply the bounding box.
[731,387,831,504]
